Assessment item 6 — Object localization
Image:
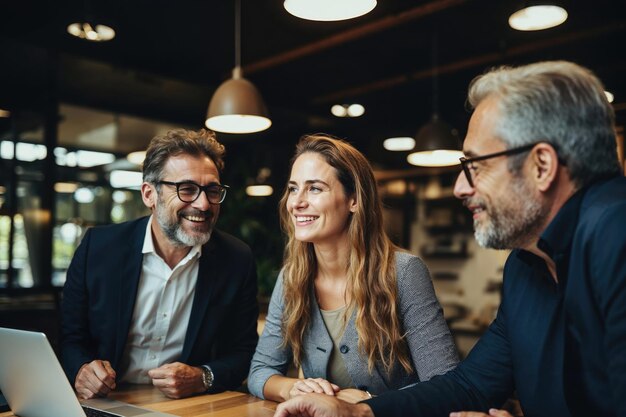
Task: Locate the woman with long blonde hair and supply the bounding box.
[248,134,457,403]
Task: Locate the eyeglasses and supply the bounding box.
[459,143,539,188]
[158,181,229,204]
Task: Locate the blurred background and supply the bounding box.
[0,0,624,357]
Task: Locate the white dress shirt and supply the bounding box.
[120,216,202,383]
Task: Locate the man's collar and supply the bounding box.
[536,185,587,260]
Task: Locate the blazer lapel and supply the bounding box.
[181,235,218,360]
[305,288,333,378]
[114,217,148,366]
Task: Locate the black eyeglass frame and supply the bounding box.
[157,180,230,204]
[459,142,541,188]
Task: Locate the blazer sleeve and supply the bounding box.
[590,203,626,415]
[60,228,97,384]
[396,253,459,382]
[247,271,293,398]
[366,301,514,417]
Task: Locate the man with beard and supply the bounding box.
[61,129,259,400]
[273,61,626,417]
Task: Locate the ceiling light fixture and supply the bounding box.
[508,4,568,31]
[246,185,273,197]
[605,91,614,103]
[246,168,273,197]
[383,137,415,151]
[284,0,377,21]
[407,34,462,167]
[206,0,271,134]
[331,103,365,118]
[67,22,115,41]
[347,104,365,117]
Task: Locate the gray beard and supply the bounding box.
[474,177,546,250]
[155,200,212,248]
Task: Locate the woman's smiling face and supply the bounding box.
[286,152,356,246]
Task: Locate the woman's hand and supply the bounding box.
[289,378,340,398]
[335,388,372,404]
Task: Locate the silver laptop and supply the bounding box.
[0,327,176,417]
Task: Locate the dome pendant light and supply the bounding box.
[509,2,568,31]
[205,0,271,134]
[284,0,377,22]
[407,114,463,166]
[407,33,462,167]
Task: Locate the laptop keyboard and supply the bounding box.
[82,405,124,417]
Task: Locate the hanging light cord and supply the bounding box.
[431,32,439,116]
[235,0,241,70]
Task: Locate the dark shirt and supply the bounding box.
[366,176,626,417]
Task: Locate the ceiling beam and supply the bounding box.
[313,21,626,104]
[243,0,469,75]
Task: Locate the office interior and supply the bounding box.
[0,0,625,358]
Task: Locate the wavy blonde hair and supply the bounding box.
[278,134,413,375]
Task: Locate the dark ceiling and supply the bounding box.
[1,0,625,172]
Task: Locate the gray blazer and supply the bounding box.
[247,251,458,398]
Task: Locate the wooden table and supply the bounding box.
[0,385,278,417]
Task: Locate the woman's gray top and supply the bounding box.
[247,251,459,398]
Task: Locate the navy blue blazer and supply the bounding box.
[61,216,259,392]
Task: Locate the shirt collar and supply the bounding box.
[536,185,587,260]
[142,215,202,259]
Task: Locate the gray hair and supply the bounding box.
[142,128,225,185]
[467,61,620,188]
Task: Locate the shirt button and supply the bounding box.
[339,345,349,354]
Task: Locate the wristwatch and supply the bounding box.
[201,365,214,391]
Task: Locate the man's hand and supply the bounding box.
[75,360,117,399]
[289,378,340,399]
[450,409,514,417]
[148,362,205,399]
[335,388,371,404]
[274,394,374,417]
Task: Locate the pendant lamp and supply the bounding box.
[205,0,271,134]
[407,114,462,166]
[284,0,377,22]
[407,33,462,167]
[509,2,568,31]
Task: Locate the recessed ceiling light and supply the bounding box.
[331,104,365,118]
[331,105,348,117]
[67,22,115,41]
[407,150,463,167]
[605,90,614,103]
[509,5,567,31]
[246,185,273,197]
[383,137,415,151]
[347,104,365,117]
